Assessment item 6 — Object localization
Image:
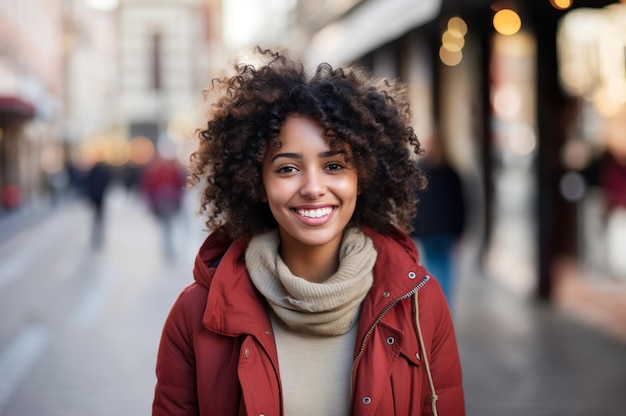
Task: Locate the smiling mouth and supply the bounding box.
[295,207,334,218]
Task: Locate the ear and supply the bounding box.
[260,186,268,202]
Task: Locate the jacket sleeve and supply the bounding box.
[421,282,465,416]
[153,284,204,416]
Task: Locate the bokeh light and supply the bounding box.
[493,9,522,36]
[550,0,573,10]
[448,16,468,37]
[492,85,522,119]
[508,124,537,156]
[440,16,467,66]
[560,171,587,202]
[440,46,463,66]
[127,136,155,166]
[442,30,465,52]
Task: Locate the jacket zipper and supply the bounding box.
[348,274,431,409]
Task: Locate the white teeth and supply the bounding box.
[297,207,333,218]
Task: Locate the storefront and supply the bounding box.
[289,0,625,337]
[0,97,35,213]
[551,2,626,341]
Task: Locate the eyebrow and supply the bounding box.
[270,150,348,163]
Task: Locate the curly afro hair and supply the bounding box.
[188,47,426,240]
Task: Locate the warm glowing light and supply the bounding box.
[550,0,573,10]
[493,9,522,36]
[82,134,113,166]
[593,86,623,117]
[128,136,155,166]
[561,140,591,170]
[442,30,465,52]
[440,16,467,66]
[447,17,468,37]
[439,46,462,66]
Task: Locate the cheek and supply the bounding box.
[339,174,359,198]
[262,177,289,206]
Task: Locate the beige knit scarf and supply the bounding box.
[245,227,377,336]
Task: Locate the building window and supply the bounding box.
[151,32,162,91]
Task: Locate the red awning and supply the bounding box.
[0,96,36,118]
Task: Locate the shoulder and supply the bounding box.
[179,281,209,303]
[362,226,422,271]
[164,282,209,335]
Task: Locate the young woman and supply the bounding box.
[152,47,465,416]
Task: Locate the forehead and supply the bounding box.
[278,114,324,139]
[269,115,349,152]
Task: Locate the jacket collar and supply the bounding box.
[359,227,430,328]
[195,226,429,339]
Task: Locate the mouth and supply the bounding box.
[294,206,335,218]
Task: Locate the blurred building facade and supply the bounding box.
[0,0,222,216]
[63,0,118,148]
[2,0,625,339]
[275,0,626,339]
[0,0,64,215]
[116,0,216,159]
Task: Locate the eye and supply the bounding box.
[325,162,344,172]
[276,165,298,174]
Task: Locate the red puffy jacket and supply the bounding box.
[153,227,465,415]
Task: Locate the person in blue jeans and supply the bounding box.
[411,135,466,304]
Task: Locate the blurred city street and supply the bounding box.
[455,265,626,415]
[0,187,625,416]
[2,0,626,415]
[0,187,206,416]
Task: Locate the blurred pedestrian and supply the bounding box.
[411,134,466,303]
[84,158,112,249]
[46,165,71,206]
[600,151,626,214]
[121,161,143,194]
[1,184,21,210]
[139,154,186,258]
[152,47,465,416]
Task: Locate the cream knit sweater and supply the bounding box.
[245,228,377,415]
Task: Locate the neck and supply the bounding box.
[278,238,341,284]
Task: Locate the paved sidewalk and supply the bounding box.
[1,189,625,415]
[0,198,57,241]
[454,268,626,415]
[0,188,206,416]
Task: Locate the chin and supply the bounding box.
[283,228,343,248]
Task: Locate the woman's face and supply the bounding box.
[262,115,359,253]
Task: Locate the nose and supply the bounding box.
[299,169,325,199]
